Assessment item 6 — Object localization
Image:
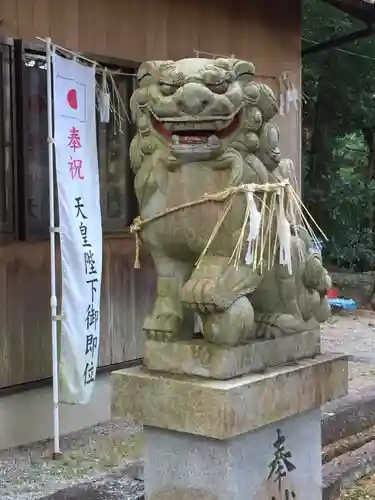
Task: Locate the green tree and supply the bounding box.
[302,0,375,272]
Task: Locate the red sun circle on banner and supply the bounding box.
[67,89,78,110]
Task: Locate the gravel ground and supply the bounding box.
[1,312,375,499]
[38,474,144,500]
[0,420,142,500]
[322,311,375,393]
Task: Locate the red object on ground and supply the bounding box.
[327,287,340,299]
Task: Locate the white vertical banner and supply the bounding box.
[53,54,102,405]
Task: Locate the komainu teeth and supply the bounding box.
[175,123,188,131]
[215,120,232,130]
[172,134,179,144]
[208,135,220,146]
[164,119,233,132]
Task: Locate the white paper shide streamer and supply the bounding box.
[245,191,261,266]
[99,69,111,123]
[291,84,299,110]
[276,189,292,275]
[240,181,327,276]
[279,75,299,116]
[279,89,285,116]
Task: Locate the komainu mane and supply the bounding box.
[129,57,331,346]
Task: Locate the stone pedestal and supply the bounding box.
[143,329,320,380]
[112,353,348,500]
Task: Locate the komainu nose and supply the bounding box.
[175,82,214,114]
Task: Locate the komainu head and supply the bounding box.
[130,57,279,162]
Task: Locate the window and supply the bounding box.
[0,42,15,235]
[0,39,138,240]
[21,54,51,237]
[96,72,138,232]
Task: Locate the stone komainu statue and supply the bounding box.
[129,57,331,346]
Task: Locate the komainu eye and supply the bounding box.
[203,67,228,93]
[208,81,228,94]
[159,83,177,96]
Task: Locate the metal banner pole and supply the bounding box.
[46,36,62,459]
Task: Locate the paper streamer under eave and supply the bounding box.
[53,54,103,405]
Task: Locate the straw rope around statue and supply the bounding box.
[130,180,327,272]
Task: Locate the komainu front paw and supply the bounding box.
[144,310,181,341]
[181,278,227,313]
[143,297,193,341]
[181,260,262,313]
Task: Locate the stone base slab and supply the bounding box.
[112,353,348,440]
[144,330,320,379]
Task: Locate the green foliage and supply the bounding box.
[324,135,375,269]
[302,0,375,270]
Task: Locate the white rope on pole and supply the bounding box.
[193,49,236,59]
[46,37,62,459]
[36,37,137,78]
[23,51,137,79]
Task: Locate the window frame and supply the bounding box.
[0,37,17,241]
[96,69,138,234]
[16,40,53,240]
[16,39,139,241]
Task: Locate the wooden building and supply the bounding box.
[0,0,301,448]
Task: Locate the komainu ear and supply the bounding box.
[232,60,256,81]
[256,123,282,171]
[242,82,278,122]
[137,61,174,87]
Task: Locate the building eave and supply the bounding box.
[323,0,375,23]
[302,0,375,56]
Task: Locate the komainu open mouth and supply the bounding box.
[150,110,242,147]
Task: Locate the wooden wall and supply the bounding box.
[0,0,300,62]
[0,0,301,388]
[0,238,155,388]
